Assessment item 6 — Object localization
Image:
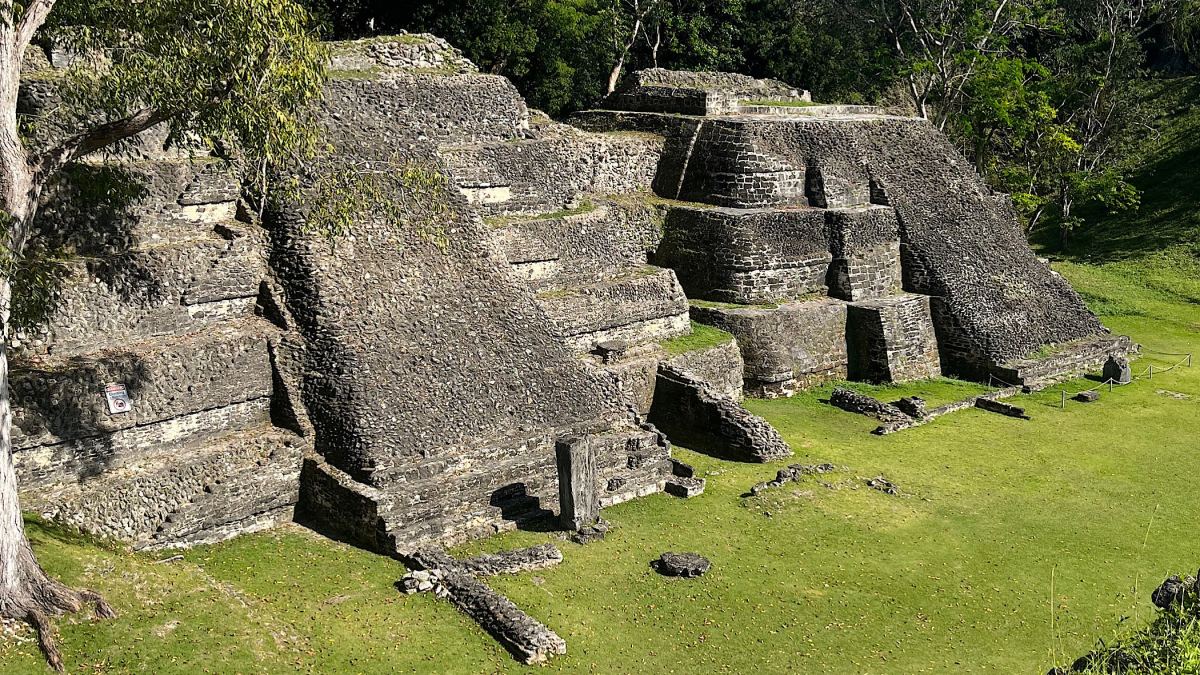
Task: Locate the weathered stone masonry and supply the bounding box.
[575,78,1132,392]
[10,34,1127,555]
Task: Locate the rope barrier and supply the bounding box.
[1057,353,1192,407]
[1139,347,1194,357]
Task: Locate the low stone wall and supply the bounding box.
[829,388,911,425]
[990,334,1138,388]
[691,299,849,397]
[649,364,790,463]
[664,337,744,400]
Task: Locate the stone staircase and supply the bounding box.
[567,69,1126,391]
[13,154,305,549]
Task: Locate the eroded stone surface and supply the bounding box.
[652,552,712,578]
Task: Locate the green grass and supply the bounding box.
[3,256,1199,674]
[742,99,820,107]
[1073,601,1200,674]
[485,200,597,228]
[690,298,781,310]
[661,321,735,356]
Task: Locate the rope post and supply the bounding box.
[1189,354,1193,368]
[1149,364,1154,380]
[1061,390,1067,409]
[1108,378,1113,392]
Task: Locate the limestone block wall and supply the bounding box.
[329,34,477,74]
[660,114,1109,378]
[534,267,690,352]
[12,149,304,548]
[664,338,745,400]
[602,68,810,116]
[692,300,850,396]
[649,365,790,463]
[656,207,831,305]
[826,206,902,301]
[440,126,662,216]
[321,72,530,147]
[847,295,942,382]
[491,200,662,278]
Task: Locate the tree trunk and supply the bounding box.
[607,52,628,95]
[0,211,116,671]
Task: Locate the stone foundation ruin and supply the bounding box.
[11,34,1128,566]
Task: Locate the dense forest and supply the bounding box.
[304,0,1200,247]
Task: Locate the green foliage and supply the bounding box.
[1070,598,1200,673]
[274,155,452,250]
[42,0,327,166]
[660,320,734,356]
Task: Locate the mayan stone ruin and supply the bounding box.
[11,32,1131,573]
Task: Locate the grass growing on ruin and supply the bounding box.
[743,99,820,107]
[661,321,735,356]
[484,200,597,228]
[3,252,1198,674]
[690,298,781,310]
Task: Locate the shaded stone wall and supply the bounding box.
[648,364,790,463]
[12,136,304,548]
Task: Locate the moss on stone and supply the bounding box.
[485,200,597,228]
[743,99,819,107]
[661,321,735,356]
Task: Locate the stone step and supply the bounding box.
[691,291,942,393]
[12,316,281,452]
[991,334,1137,388]
[533,266,690,352]
[15,223,270,357]
[24,423,303,550]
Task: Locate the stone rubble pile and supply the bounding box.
[748,463,837,496]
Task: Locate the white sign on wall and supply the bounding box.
[104,383,131,415]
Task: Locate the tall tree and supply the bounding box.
[0,1,325,669]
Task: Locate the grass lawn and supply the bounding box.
[1,252,1197,674]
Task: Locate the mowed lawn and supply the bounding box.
[2,251,1199,674]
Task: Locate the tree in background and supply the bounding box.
[305,0,1197,244]
[0,1,325,669]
